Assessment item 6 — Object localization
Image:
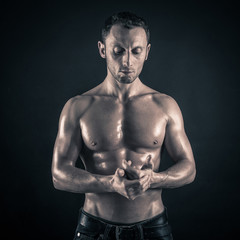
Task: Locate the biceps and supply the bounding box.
[53,131,82,167]
[164,126,193,162]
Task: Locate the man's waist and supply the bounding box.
[80,207,168,228]
[77,208,171,239]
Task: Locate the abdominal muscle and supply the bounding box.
[80,147,164,223]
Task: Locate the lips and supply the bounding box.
[120,70,134,74]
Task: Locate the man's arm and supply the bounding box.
[123,96,196,192]
[52,97,112,193]
[150,96,196,188]
[52,97,150,199]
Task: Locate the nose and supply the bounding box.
[122,51,132,67]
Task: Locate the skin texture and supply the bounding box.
[52,24,196,223]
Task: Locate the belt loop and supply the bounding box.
[115,226,122,240]
[136,224,144,240]
[103,224,112,240]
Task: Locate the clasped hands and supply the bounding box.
[110,156,154,200]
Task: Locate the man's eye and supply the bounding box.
[114,48,124,55]
[132,48,142,54]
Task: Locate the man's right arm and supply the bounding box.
[51,97,149,198]
[52,97,113,193]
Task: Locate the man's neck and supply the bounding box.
[102,76,144,102]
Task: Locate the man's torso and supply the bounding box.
[75,88,169,223]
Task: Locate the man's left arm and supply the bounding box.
[150,96,196,188]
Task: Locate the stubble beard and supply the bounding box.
[106,55,144,85]
[107,65,140,85]
[116,75,137,84]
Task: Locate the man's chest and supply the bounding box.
[80,98,168,150]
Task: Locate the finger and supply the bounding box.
[127,176,149,192]
[122,160,133,169]
[122,160,128,168]
[123,162,141,179]
[126,187,134,199]
[128,188,144,200]
[115,168,124,179]
[127,188,138,200]
[118,168,125,177]
[146,155,152,168]
[127,177,151,198]
[123,160,134,168]
[141,155,154,170]
[127,160,132,166]
[125,175,149,191]
[139,177,151,192]
[139,175,150,185]
[142,179,151,192]
[128,181,151,199]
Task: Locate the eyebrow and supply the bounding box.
[112,44,144,49]
[113,44,124,48]
[132,46,143,49]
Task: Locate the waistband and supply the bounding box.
[77,208,171,239]
[80,208,168,228]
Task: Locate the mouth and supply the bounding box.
[120,70,134,74]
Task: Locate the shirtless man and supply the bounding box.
[52,12,196,240]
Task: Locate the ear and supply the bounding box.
[145,43,151,60]
[98,41,106,59]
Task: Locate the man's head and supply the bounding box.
[98,12,151,84]
[101,12,150,44]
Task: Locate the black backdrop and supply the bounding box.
[2,1,240,239]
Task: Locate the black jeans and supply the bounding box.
[73,208,173,240]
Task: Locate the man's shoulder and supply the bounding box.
[65,94,93,107]
[140,85,175,104]
[151,91,176,106]
[62,94,95,119]
[151,92,181,116]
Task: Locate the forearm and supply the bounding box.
[52,165,114,193]
[151,159,196,189]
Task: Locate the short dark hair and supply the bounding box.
[101,11,150,43]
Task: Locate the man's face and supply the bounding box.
[98,24,151,84]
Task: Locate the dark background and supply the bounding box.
[2,0,240,239]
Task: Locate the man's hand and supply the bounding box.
[122,155,154,182]
[110,168,151,200]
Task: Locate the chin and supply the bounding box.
[117,77,136,84]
